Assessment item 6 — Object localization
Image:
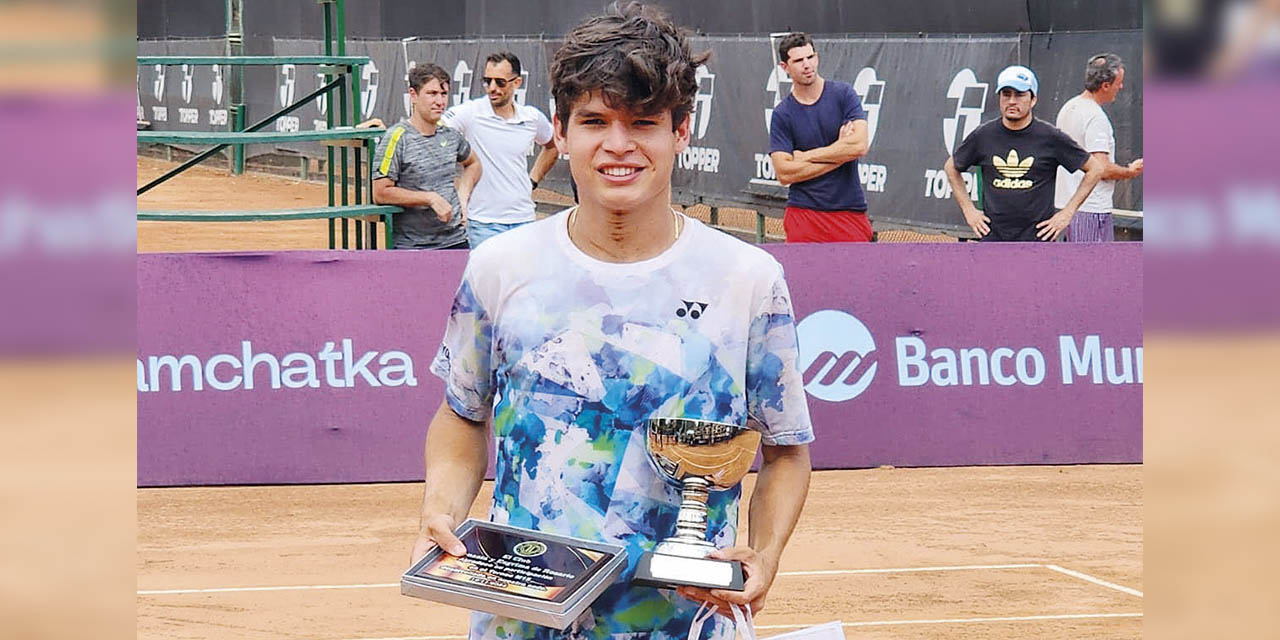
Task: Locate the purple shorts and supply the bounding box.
[1063,211,1114,243]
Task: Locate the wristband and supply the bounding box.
[531,178,539,190]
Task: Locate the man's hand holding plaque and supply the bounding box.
[412,513,467,564]
[402,520,627,630]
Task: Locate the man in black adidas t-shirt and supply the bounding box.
[944,65,1105,242]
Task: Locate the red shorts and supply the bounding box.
[783,207,873,243]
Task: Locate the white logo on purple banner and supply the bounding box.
[796,310,878,402]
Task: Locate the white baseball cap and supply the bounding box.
[996,65,1039,95]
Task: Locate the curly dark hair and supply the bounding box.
[549,1,710,132]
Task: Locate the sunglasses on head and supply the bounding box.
[482,76,518,88]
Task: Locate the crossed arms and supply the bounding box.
[770,119,868,186]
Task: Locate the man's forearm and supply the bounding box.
[943,159,977,213]
[1061,163,1105,214]
[530,145,559,184]
[796,139,866,165]
[747,444,811,563]
[374,183,435,209]
[773,154,843,186]
[420,401,489,528]
[1099,161,1139,181]
[457,162,482,204]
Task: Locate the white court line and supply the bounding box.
[344,637,466,640]
[779,563,1042,576]
[1044,564,1144,598]
[137,582,398,595]
[137,563,1044,595]
[137,563,1142,598]
[757,612,1143,631]
[343,613,1143,640]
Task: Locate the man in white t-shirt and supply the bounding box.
[1054,53,1144,242]
[442,52,560,248]
[412,5,814,640]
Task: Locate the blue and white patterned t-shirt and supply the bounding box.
[430,209,815,640]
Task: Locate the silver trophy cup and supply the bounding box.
[632,418,762,591]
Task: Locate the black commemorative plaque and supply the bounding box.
[401,519,627,630]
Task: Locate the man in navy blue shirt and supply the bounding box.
[768,32,873,243]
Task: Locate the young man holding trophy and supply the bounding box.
[409,3,814,638]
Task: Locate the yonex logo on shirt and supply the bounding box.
[676,300,709,319]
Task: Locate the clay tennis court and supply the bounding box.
[136,467,1141,639]
[136,158,1141,639]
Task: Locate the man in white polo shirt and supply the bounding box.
[443,51,560,248]
[1054,53,1144,242]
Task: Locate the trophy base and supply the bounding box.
[632,551,745,591]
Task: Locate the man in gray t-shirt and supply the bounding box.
[373,63,482,249]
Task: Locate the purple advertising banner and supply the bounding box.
[1143,85,1280,330]
[1,95,135,354]
[138,244,1141,486]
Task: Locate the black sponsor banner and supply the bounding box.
[250,38,317,152]
[137,38,231,153]
[139,0,1140,40]
[268,39,405,157]
[146,34,1140,232]
[669,37,770,208]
